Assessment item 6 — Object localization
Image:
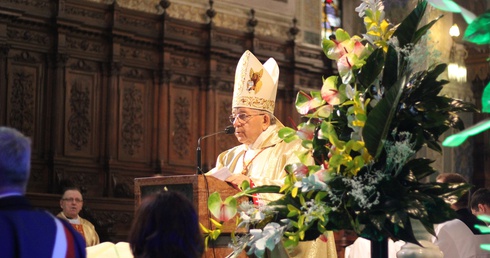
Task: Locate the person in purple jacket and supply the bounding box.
[0,126,86,258]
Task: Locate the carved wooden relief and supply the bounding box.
[216,94,237,152]
[64,59,100,157]
[68,81,91,150]
[56,168,101,196]
[63,5,105,20]
[115,13,158,37]
[3,0,50,11]
[28,167,45,184]
[170,55,205,74]
[110,168,156,198]
[26,166,49,193]
[218,97,232,133]
[213,32,248,51]
[165,22,206,44]
[256,40,287,59]
[8,67,35,135]
[7,51,42,139]
[214,79,234,92]
[90,209,133,242]
[172,95,191,158]
[122,86,144,156]
[7,27,50,47]
[61,2,106,24]
[111,171,139,198]
[65,36,107,58]
[120,46,157,65]
[168,75,198,166]
[216,62,235,77]
[119,81,146,161]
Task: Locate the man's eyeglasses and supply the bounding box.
[62,198,83,203]
[229,113,264,124]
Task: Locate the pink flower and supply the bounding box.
[326,36,364,62]
[219,203,232,221]
[321,76,341,106]
[297,123,316,141]
[323,31,368,83]
[293,164,309,178]
[208,192,237,222]
[296,92,323,115]
[321,89,340,105]
[314,168,328,183]
[326,40,347,61]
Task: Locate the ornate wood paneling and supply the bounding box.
[64,59,101,158]
[0,0,331,242]
[7,50,44,152]
[168,76,199,167]
[211,29,251,55]
[63,35,108,61]
[59,0,108,29]
[26,165,50,193]
[117,68,154,163]
[55,167,104,196]
[198,92,238,171]
[165,20,208,48]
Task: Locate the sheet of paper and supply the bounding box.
[208,167,232,181]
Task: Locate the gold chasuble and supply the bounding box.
[208,121,337,258]
[72,224,86,239]
[57,212,100,247]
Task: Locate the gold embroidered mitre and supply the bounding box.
[233,50,279,114]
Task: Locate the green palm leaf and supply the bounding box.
[392,1,428,48]
[363,75,408,158]
[358,48,385,89]
[382,45,399,89]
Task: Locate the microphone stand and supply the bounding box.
[196,126,235,174]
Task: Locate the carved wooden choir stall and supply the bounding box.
[0,0,333,246]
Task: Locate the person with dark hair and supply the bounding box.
[435,173,486,234]
[471,187,490,217]
[0,126,86,258]
[57,186,100,246]
[128,190,204,258]
[432,173,490,258]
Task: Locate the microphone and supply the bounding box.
[224,125,235,134]
[196,125,235,174]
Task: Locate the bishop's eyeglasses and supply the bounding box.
[229,113,265,124]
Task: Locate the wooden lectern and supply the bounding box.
[134,174,247,257]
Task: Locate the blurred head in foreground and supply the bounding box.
[0,126,31,195]
[128,190,204,258]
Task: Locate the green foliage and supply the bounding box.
[463,10,490,45]
[363,75,408,158]
[358,48,385,88]
[392,0,428,49]
[206,1,479,255]
[272,0,476,245]
[482,82,490,113]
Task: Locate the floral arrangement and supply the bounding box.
[203,0,477,257]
